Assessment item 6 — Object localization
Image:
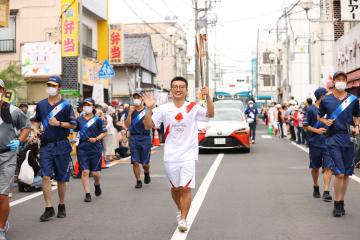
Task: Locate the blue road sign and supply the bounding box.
[98,60,115,78]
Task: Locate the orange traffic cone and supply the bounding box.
[74,161,81,178]
[101,154,108,169]
[153,129,160,146]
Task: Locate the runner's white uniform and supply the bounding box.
[152,102,208,188]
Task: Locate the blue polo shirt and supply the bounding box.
[304,104,326,148]
[34,98,77,143]
[319,93,360,146]
[76,115,107,141]
[125,108,150,135]
[244,107,258,123]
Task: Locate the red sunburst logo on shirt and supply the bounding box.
[175,112,183,122]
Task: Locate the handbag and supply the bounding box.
[18,150,35,185]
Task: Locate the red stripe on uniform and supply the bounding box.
[184,179,192,188]
[164,125,170,141]
[186,102,197,113]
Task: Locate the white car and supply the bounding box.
[198,108,251,152]
[214,100,245,112]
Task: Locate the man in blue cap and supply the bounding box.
[124,91,152,189]
[33,76,77,222]
[0,79,31,240]
[318,71,360,217]
[304,87,333,201]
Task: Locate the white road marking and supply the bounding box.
[290,141,360,183]
[10,147,160,207]
[291,142,309,153]
[261,135,273,139]
[170,153,224,240]
[10,186,57,207]
[350,175,360,183]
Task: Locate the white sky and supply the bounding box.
[108,0,300,83]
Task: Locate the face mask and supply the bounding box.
[119,108,124,112]
[0,92,2,101]
[83,106,93,114]
[133,99,142,106]
[335,81,346,91]
[249,104,254,108]
[46,87,58,97]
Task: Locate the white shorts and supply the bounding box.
[164,160,196,189]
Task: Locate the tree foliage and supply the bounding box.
[0,61,26,92]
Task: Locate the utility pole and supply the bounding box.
[79,0,83,97]
[285,8,290,101]
[256,28,259,98]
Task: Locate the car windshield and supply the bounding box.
[214,101,244,111]
[212,110,244,122]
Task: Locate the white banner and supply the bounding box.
[92,81,104,104]
[341,0,360,21]
[21,42,61,77]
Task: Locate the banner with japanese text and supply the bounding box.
[0,0,9,27]
[61,0,79,57]
[109,24,123,64]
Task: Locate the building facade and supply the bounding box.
[0,0,109,103]
[123,22,188,91]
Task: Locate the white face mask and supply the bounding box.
[0,92,2,101]
[249,104,254,108]
[335,81,347,91]
[119,108,124,112]
[133,99,142,106]
[83,106,93,114]
[46,87,58,97]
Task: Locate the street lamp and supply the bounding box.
[299,0,314,12]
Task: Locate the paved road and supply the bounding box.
[7,126,360,240]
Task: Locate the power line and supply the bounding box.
[122,0,179,47]
[218,9,282,23]
[160,0,188,27]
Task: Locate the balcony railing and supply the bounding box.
[82,44,97,59]
[0,39,16,53]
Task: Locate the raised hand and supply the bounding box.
[141,92,156,109]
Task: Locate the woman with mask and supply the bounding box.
[318,71,360,217]
[124,92,152,189]
[75,98,107,202]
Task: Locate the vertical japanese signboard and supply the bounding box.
[0,0,9,27]
[61,0,79,56]
[109,24,123,64]
[341,0,360,21]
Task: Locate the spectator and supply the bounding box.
[102,106,119,166]
[18,103,29,115]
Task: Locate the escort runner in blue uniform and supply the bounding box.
[244,100,258,144]
[0,79,31,240]
[318,71,360,217]
[76,98,107,203]
[33,76,77,222]
[124,92,152,189]
[304,87,333,201]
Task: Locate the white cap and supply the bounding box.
[248,100,254,104]
[0,79,4,88]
